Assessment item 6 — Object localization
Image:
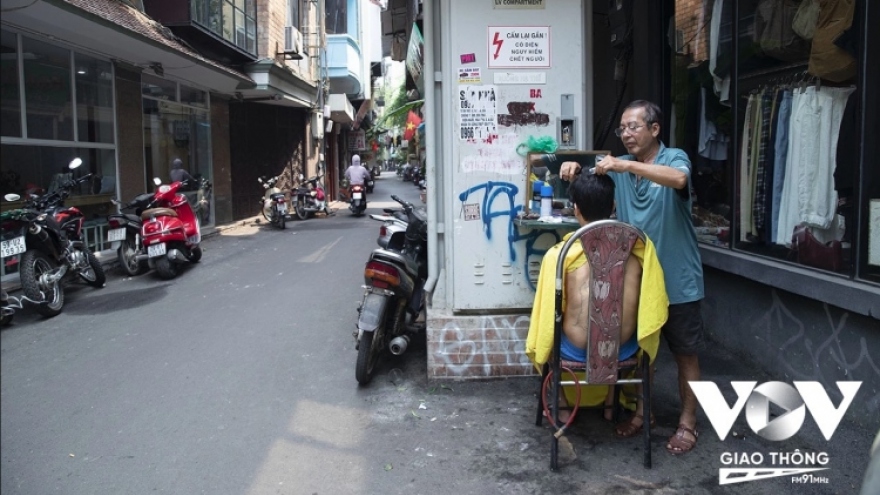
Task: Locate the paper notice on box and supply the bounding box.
[458,85,497,141]
[458,67,482,84]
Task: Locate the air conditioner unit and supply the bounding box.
[283,26,304,59]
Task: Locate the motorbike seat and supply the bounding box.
[141,207,178,220]
[270,192,286,200]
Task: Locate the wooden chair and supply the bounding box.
[534,219,653,470]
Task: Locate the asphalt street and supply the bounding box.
[1,173,875,495]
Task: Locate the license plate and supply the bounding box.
[148,242,166,258]
[353,193,363,200]
[277,204,287,214]
[0,236,25,258]
[107,228,126,242]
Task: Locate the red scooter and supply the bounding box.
[141,178,205,279]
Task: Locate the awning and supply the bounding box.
[2,0,252,94]
[237,59,318,108]
[328,94,355,123]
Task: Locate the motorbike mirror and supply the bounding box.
[68,157,82,170]
[4,193,21,201]
[153,177,162,186]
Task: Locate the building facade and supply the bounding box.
[0,0,326,281]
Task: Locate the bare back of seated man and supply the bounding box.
[558,172,642,419]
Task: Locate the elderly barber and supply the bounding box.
[560,100,705,456]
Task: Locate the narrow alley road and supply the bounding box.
[1,174,872,495]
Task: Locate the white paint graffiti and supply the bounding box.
[436,315,533,377]
[754,290,880,414]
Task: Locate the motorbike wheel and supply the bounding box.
[355,331,379,385]
[295,200,308,221]
[154,256,179,280]
[20,250,64,318]
[278,210,287,230]
[188,246,202,263]
[118,236,148,276]
[78,249,106,288]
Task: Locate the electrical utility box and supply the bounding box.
[433,0,592,312]
[425,0,594,379]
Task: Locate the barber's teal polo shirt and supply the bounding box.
[609,143,704,304]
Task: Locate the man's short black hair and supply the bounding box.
[568,173,615,221]
[624,100,663,126]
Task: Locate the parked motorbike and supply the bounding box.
[292,174,330,220]
[141,177,206,279]
[369,209,408,250]
[258,175,287,229]
[349,183,368,216]
[354,194,428,385]
[0,158,105,318]
[107,191,154,276]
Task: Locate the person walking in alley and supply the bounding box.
[560,100,705,455]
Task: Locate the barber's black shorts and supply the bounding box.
[662,301,705,356]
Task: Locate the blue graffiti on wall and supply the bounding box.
[458,181,562,289]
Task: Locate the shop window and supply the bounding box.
[735,0,859,277]
[75,53,114,143]
[672,0,734,248]
[142,73,177,101]
[142,96,213,226]
[22,36,73,141]
[1,29,21,137]
[180,84,208,108]
[675,0,867,281]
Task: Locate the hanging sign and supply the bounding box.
[488,26,550,68]
[349,130,366,150]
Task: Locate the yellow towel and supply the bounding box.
[525,231,669,406]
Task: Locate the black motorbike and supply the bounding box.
[292,174,330,220]
[0,158,105,318]
[354,194,428,385]
[107,191,154,276]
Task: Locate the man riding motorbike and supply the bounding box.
[345,155,372,196]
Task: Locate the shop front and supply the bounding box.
[424,0,879,421]
[1,28,119,280]
[142,74,215,226]
[1,0,251,283]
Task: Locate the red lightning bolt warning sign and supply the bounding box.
[492,32,503,60]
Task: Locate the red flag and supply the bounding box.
[403,111,422,141]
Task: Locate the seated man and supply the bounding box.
[526,173,668,428]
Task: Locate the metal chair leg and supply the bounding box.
[642,356,652,469]
[536,365,548,426]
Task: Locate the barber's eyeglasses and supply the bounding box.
[614,123,646,137]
